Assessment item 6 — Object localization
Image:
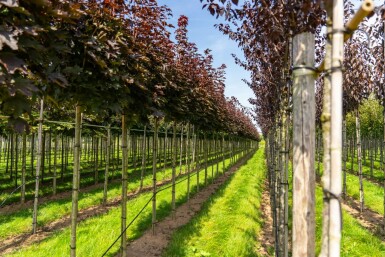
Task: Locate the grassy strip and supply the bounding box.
[314,186,385,256]
[0,152,237,240]
[162,146,265,257]
[0,149,230,204]
[5,151,255,257]
[345,173,384,215]
[291,160,385,256]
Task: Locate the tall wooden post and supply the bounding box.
[292,32,316,256]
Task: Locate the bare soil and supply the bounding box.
[256,181,275,256]
[342,194,385,240]
[0,178,170,255]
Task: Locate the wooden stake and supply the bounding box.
[292,32,316,257]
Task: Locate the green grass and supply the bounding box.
[162,145,266,257]
[5,150,255,257]
[345,173,384,215]
[292,154,385,256]
[0,149,234,205]
[314,186,385,256]
[0,151,239,240]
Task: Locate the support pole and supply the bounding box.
[292,32,316,257]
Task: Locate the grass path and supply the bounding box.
[4,150,254,257]
[163,145,266,257]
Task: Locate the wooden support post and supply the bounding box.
[292,32,316,257]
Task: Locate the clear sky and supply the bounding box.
[157,0,254,110]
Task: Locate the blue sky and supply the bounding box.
[157,0,253,109]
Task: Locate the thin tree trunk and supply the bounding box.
[356,108,364,213]
[329,2,344,253]
[186,124,190,201]
[204,133,208,185]
[140,126,147,191]
[152,118,159,235]
[41,131,45,184]
[179,125,183,175]
[94,136,99,185]
[320,6,332,256]
[121,115,128,257]
[21,133,26,204]
[15,134,19,188]
[171,121,177,218]
[31,133,35,176]
[32,99,44,234]
[103,126,111,205]
[342,118,347,198]
[53,133,58,196]
[70,105,82,257]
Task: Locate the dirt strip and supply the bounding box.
[342,195,385,240]
[0,179,169,255]
[256,181,275,256]
[122,153,253,257]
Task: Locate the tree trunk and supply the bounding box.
[186,124,191,201]
[292,32,316,257]
[329,2,344,254]
[94,136,99,185]
[356,108,364,213]
[53,133,58,196]
[320,7,332,256]
[32,99,44,234]
[152,118,159,235]
[121,115,128,257]
[342,118,347,198]
[70,105,82,257]
[140,126,147,191]
[171,121,177,218]
[21,133,27,204]
[103,126,111,205]
[179,125,183,175]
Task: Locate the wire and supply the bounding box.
[100,195,153,257]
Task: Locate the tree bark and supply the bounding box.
[121,115,128,257]
[70,105,82,257]
[32,99,44,234]
[21,133,26,203]
[171,121,177,218]
[103,126,111,205]
[152,118,159,235]
[356,108,364,213]
[140,126,147,191]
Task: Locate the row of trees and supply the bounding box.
[1,1,260,256]
[201,0,380,256]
